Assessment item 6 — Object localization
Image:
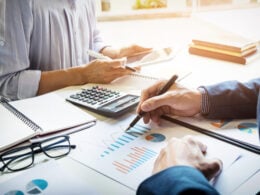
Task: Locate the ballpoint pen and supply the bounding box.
[86,49,136,72]
[125,74,178,132]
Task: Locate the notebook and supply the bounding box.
[0,93,96,152]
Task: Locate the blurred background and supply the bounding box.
[96,0,260,21]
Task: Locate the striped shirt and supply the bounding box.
[0,0,106,100]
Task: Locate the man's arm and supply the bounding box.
[200,78,260,119]
[137,136,222,195]
[137,166,219,195]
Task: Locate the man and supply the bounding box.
[138,78,260,124]
[136,78,260,194]
[0,0,151,100]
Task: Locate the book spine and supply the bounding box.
[189,47,246,65]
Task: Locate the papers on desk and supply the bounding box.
[213,153,260,195]
[0,93,96,152]
[69,113,244,192]
[165,115,260,153]
[0,160,98,195]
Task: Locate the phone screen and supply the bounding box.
[126,47,173,66]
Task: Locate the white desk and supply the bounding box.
[1,7,260,195]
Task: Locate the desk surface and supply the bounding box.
[1,7,260,195]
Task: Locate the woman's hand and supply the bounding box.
[38,58,132,95]
[79,58,132,84]
[101,45,152,59]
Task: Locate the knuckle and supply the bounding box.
[183,135,194,143]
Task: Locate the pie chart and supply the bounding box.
[145,133,166,142]
[26,179,48,194]
[237,122,257,134]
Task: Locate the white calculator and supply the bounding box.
[66,86,140,117]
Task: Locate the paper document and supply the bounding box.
[69,113,241,191]
[169,115,260,149]
[0,160,98,195]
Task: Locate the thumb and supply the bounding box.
[141,93,172,112]
[109,58,127,67]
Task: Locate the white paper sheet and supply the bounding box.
[69,114,242,191]
[0,160,98,195]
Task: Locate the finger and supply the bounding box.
[129,45,153,54]
[183,136,207,153]
[143,112,151,124]
[150,109,162,124]
[152,148,166,174]
[108,58,127,67]
[137,81,164,113]
[203,158,223,180]
[141,92,173,112]
[119,45,152,57]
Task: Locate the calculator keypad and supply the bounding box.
[68,86,122,108]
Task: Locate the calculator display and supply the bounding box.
[100,95,139,112]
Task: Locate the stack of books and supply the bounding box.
[189,35,259,65]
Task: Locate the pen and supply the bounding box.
[86,49,136,72]
[125,74,178,132]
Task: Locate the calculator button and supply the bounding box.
[70,95,79,99]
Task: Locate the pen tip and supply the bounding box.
[125,126,131,132]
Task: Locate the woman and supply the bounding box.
[0,0,151,100]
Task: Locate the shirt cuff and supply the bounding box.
[198,87,210,115]
[94,42,109,54]
[18,70,41,99]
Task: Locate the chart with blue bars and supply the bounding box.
[112,146,157,174]
[100,124,151,158]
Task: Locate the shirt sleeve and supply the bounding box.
[199,78,260,119]
[0,0,41,100]
[137,166,219,195]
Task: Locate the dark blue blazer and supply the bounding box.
[202,77,260,139]
[202,78,260,120]
[137,166,219,195]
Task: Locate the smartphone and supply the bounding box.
[126,47,174,67]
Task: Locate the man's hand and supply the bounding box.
[153,136,222,181]
[137,80,202,124]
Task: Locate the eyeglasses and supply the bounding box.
[0,135,76,173]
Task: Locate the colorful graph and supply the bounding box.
[145,133,166,142]
[100,124,150,157]
[237,122,257,134]
[112,147,157,174]
[4,179,48,195]
[26,179,48,194]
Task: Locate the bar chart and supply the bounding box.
[100,124,151,157]
[112,146,157,174]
